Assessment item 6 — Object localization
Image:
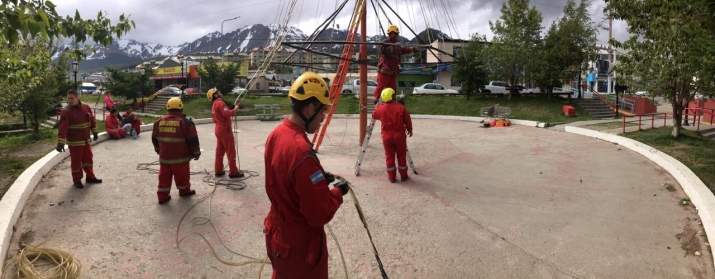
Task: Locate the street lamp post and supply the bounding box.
[72,61,78,92]
[140,66,145,112]
[177,55,185,96]
[221,16,241,64]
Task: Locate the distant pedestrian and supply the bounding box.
[57,89,102,189]
[104,91,115,111]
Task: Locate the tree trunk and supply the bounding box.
[671,101,682,138]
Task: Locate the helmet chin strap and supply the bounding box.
[298,104,324,132]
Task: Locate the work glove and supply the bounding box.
[193,154,200,161]
[333,180,349,196]
[93,133,99,141]
[56,143,65,153]
[324,171,335,184]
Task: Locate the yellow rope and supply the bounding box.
[1,239,82,279]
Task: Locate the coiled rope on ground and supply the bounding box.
[1,239,82,279]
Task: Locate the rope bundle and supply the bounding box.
[2,240,81,279]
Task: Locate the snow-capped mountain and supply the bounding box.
[53,24,451,71]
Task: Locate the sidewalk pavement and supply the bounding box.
[5,118,713,278]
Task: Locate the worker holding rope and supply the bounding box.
[208,88,244,178]
[56,89,102,189]
[151,98,201,204]
[263,72,349,279]
[373,24,420,104]
[372,88,413,183]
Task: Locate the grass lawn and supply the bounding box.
[623,127,715,194]
[160,94,596,124]
[0,128,56,198]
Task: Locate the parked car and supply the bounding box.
[635,91,648,96]
[342,79,377,95]
[508,85,534,95]
[482,81,509,94]
[231,86,248,95]
[280,86,291,94]
[162,87,182,95]
[412,83,459,94]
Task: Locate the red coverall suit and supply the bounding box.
[105,114,126,139]
[57,102,99,184]
[263,119,344,279]
[122,111,141,135]
[212,99,240,175]
[373,39,416,101]
[372,102,413,181]
[151,111,201,201]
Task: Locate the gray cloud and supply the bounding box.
[53,0,629,46]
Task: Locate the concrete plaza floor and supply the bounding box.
[6,118,713,278]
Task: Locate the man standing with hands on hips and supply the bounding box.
[208,88,243,178]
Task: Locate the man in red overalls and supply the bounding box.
[372,87,413,183]
[122,107,142,136]
[373,24,419,104]
[57,89,102,189]
[105,108,131,139]
[151,98,201,204]
[263,72,349,279]
[208,88,243,178]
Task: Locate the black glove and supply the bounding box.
[193,154,200,161]
[56,143,65,153]
[324,171,335,184]
[333,180,349,196]
[93,133,99,141]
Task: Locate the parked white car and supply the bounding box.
[413,83,459,94]
[635,91,648,96]
[342,79,378,95]
[162,87,182,95]
[231,86,248,95]
[280,86,291,94]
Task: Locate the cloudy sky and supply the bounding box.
[52,0,629,46]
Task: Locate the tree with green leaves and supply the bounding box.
[196,58,242,94]
[451,33,490,99]
[487,0,543,100]
[1,0,134,85]
[0,38,72,135]
[607,0,715,137]
[104,67,151,107]
[536,0,598,98]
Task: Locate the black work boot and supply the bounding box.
[215,172,225,177]
[229,172,245,178]
[158,195,172,204]
[400,176,409,182]
[179,190,196,197]
[73,182,84,189]
[86,178,103,184]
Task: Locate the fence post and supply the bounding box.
[638,115,642,130]
[651,114,654,129]
[622,116,626,134]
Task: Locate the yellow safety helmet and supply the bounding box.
[166,97,184,110]
[207,88,219,101]
[381,87,396,103]
[387,24,399,34]
[288,72,330,105]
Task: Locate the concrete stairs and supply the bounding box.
[144,94,175,114]
[572,99,615,119]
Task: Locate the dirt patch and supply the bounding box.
[676,223,703,256]
[18,230,35,248]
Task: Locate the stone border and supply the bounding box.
[565,126,715,267]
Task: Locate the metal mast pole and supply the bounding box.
[359,0,367,145]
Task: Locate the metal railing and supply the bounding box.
[621,108,714,134]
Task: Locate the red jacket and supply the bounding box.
[212,99,236,134]
[377,38,416,76]
[57,102,98,146]
[264,119,343,226]
[372,102,413,134]
[151,111,201,164]
[105,114,122,133]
